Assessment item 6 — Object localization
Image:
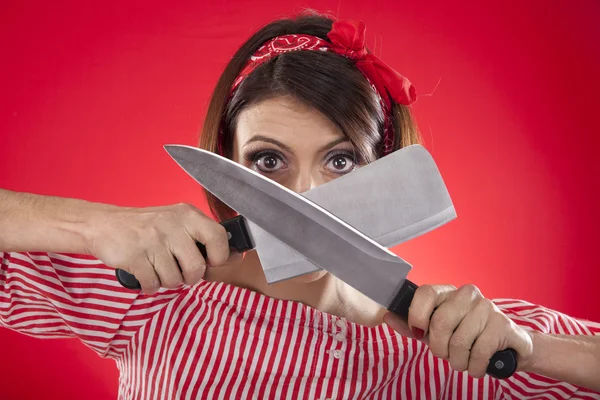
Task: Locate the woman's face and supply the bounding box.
[232,96,366,283]
[232,96,361,192]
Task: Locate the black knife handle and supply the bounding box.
[115,215,254,290]
[389,279,518,379]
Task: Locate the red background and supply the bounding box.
[1,0,599,398]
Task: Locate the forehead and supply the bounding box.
[235,97,345,145]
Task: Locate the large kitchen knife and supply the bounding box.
[255,144,456,283]
[148,145,518,380]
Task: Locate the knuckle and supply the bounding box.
[203,228,218,243]
[176,202,194,213]
[172,203,198,220]
[460,284,482,298]
[430,312,453,334]
[204,225,229,248]
[212,224,229,243]
[150,208,169,224]
[470,344,491,361]
[412,285,437,311]
[178,251,204,270]
[418,285,437,299]
[448,334,470,353]
[182,203,204,220]
[184,265,206,285]
[218,223,229,238]
[492,316,513,338]
[475,297,495,313]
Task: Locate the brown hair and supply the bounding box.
[199,10,422,221]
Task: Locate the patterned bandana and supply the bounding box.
[219,19,417,156]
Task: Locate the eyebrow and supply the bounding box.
[244,134,350,153]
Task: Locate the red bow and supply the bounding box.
[223,19,417,156]
[327,20,417,109]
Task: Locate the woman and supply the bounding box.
[1,11,599,399]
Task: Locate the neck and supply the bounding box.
[204,250,387,327]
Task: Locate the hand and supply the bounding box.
[383,284,534,378]
[84,203,240,294]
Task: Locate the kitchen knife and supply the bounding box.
[255,144,456,283]
[150,144,518,380]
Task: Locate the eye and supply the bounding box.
[325,151,357,174]
[248,150,287,173]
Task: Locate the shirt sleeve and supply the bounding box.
[0,251,183,359]
[490,299,599,399]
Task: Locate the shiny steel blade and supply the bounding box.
[164,145,412,308]
[255,144,456,283]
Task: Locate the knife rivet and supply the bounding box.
[495,360,505,370]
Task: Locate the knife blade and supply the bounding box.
[154,144,518,380]
[256,144,456,283]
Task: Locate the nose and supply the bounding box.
[287,170,327,193]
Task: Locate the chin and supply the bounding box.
[289,270,329,284]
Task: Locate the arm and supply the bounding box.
[0,188,234,357]
[0,188,231,292]
[496,299,600,395]
[384,287,600,397]
[0,188,107,253]
[525,332,600,392]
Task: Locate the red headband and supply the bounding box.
[219,19,417,156]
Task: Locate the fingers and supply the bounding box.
[127,259,161,295]
[407,284,457,337]
[162,204,232,287]
[446,298,492,373]
[402,283,533,380]
[149,250,184,290]
[181,205,230,267]
[468,314,533,377]
[94,202,234,293]
[467,313,505,378]
[427,284,484,360]
[169,238,207,286]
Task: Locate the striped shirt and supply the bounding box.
[1,251,599,399]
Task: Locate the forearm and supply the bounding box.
[522,331,600,392]
[0,188,113,253]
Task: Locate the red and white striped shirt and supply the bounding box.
[1,251,599,399]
